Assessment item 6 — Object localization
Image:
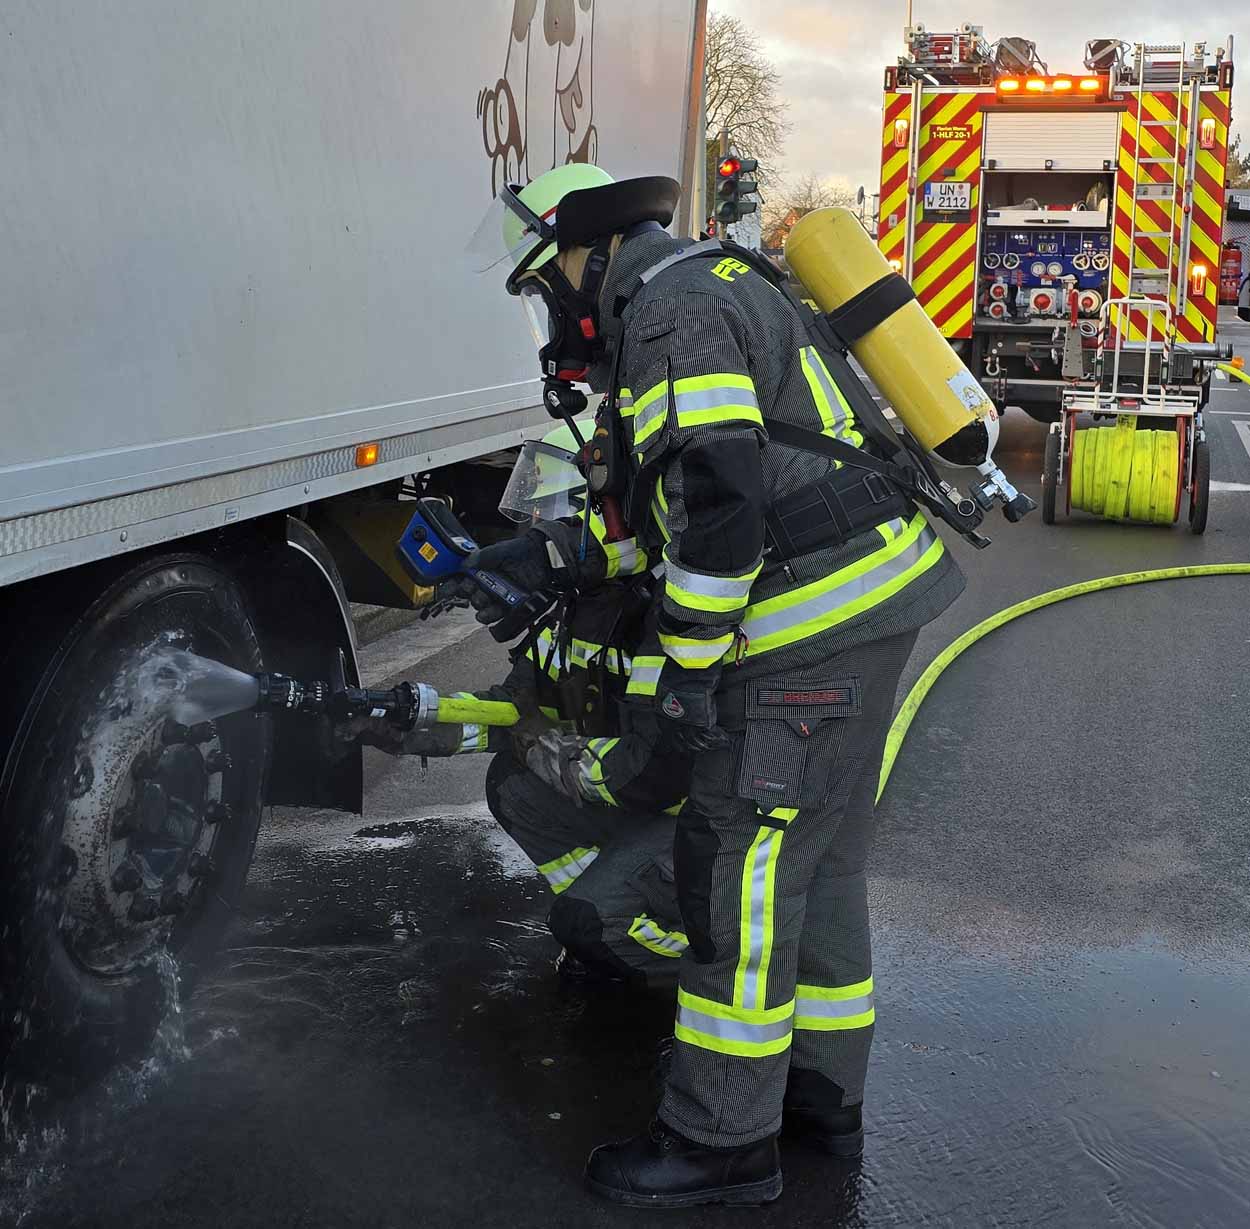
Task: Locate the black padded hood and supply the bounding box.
[555,176,681,251]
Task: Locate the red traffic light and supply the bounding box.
[718,157,741,178]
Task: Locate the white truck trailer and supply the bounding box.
[0,0,706,1072]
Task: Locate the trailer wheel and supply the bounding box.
[1188,439,1210,535]
[1041,428,1060,525]
[1,554,271,1078]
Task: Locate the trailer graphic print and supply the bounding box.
[477,0,598,195]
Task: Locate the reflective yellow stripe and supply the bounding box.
[657,630,735,669]
[536,846,600,894]
[633,381,670,446]
[627,916,689,958]
[625,655,665,696]
[733,824,785,1011]
[578,737,619,806]
[597,532,648,578]
[527,633,631,679]
[672,373,763,431]
[664,550,762,615]
[617,387,635,417]
[738,512,944,657]
[799,347,863,448]
[675,988,794,1058]
[793,976,875,1031]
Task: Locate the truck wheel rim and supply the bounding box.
[57,629,231,977]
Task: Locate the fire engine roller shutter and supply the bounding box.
[983,111,1121,171]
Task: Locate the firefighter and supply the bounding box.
[467,163,966,1207]
[346,425,693,986]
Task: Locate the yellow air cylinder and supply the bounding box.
[785,207,994,456]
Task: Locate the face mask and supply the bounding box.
[514,240,613,383]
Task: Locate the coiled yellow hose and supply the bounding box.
[877,564,1250,801]
[1069,420,1178,524]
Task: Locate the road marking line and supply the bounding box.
[1205,409,1250,415]
[1234,421,1250,469]
[1210,481,1250,492]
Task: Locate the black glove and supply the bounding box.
[439,531,554,626]
[333,715,461,758]
[656,672,730,753]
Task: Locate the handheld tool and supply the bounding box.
[395,497,557,642]
[253,653,520,731]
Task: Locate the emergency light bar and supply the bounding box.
[996,74,1106,99]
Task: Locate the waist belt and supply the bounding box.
[764,464,912,561]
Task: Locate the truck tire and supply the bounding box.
[1,554,271,1078]
[1188,439,1210,535]
[1041,428,1060,524]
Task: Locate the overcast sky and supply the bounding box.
[712,0,1247,192]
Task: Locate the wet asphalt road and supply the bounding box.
[7,316,1250,1228]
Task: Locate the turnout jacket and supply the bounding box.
[554,230,966,707]
[423,571,690,815]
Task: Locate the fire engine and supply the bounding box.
[878,27,1236,425]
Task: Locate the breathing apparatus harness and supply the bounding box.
[597,238,994,554]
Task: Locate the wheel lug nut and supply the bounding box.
[159,890,189,916]
[131,751,159,779]
[204,801,233,824]
[161,718,192,745]
[188,853,216,880]
[205,750,232,774]
[128,894,161,923]
[111,861,143,893]
[55,844,79,887]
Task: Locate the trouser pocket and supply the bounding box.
[731,676,862,812]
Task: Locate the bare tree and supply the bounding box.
[1229,133,1250,189]
[761,174,860,249]
[703,11,788,211]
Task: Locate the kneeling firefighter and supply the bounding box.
[465,163,1029,1207]
[347,424,696,986]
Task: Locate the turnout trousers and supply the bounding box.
[658,632,917,1147]
[485,756,689,986]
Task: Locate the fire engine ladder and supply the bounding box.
[1122,42,1201,395]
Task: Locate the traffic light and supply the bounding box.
[716,156,758,224]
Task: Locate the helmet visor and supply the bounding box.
[466,185,556,275]
[499,439,587,524]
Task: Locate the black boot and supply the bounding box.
[782,1068,864,1158]
[585,1118,782,1208]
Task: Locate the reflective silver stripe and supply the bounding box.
[541,847,599,891]
[672,385,760,417]
[626,657,664,693]
[606,538,640,575]
[676,1000,792,1046]
[738,828,781,1009]
[664,552,759,602]
[634,390,670,444]
[458,723,482,753]
[658,636,733,664]
[632,918,688,955]
[740,524,938,644]
[795,991,874,1021]
[802,346,856,439]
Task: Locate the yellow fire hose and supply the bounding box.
[433,693,520,727]
[1217,361,1250,387]
[432,564,1250,806]
[1070,421,1179,523]
[876,563,1250,801]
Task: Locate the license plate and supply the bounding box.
[925,180,971,212]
